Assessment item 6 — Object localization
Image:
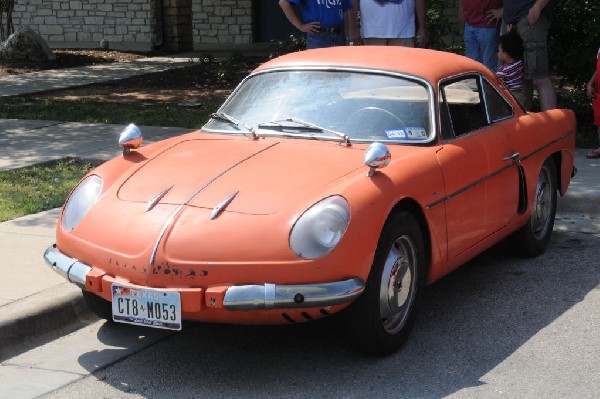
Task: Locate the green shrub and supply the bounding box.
[550,0,600,89]
[269,34,306,58]
[426,0,452,50]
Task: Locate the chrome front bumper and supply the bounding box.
[43,245,365,310]
[44,245,92,288]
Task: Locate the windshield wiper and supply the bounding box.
[258,117,351,146]
[210,111,258,140]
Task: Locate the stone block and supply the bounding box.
[214,6,232,17]
[70,1,83,10]
[77,32,93,41]
[115,25,128,34]
[64,32,77,41]
[39,25,63,35]
[57,10,75,18]
[234,36,251,44]
[237,16,252,25]
[201,36,219,44]
[84,17,104,25]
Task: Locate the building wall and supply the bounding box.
[191,0,254,51]
[11,0,158,51]
[9,0,460,52]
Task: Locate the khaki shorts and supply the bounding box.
[363,37,415,47]
[516,15,551,80]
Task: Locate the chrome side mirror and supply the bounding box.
[364,142,391,177]
[119,123,143,155]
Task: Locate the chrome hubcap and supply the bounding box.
[379,235,417,334]
[531,166,553,240]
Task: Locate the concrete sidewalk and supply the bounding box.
[0,120,195,359]
[0,53,198,97]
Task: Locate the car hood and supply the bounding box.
[117,136,365,215]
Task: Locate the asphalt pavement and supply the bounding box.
[0,56,598,363]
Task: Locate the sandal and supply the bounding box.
[586,149,600,159]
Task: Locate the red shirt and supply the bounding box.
[463,0,503,28]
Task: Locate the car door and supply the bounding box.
[435,75,520,260]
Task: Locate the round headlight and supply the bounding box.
[61,175,103,231]
[289,196,350,259]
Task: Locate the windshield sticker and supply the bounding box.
[384,127,427,140]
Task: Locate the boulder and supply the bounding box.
[0,26,56,61]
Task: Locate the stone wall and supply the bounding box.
[8,0,459,52]
[9,0,255,51]
[191,0,253,51]
[11,0,158,51]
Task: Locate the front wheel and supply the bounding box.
[511,158,557,257]
[344,211,426,356]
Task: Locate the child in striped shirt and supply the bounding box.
[496,29,525,107]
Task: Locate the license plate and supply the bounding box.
[112,284,182,330]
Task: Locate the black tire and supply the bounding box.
[512,158,557,257]
[82,290,113,321]
[344,211,426,356]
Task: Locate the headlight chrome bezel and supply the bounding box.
[61,174,103,231]
[289,195,350,259]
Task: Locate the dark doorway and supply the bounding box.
[254,1,300,42]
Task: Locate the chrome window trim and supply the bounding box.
[202,66,438,145]
[438,72,515,143]
[480,76,515,123]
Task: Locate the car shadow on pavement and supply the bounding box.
[77,231,600,398]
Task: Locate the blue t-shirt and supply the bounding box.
[287,0,353,28]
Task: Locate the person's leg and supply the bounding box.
[522,79,534,111]
[517,15,556,111]
[388,38,414,47]
[332,32,346,46]
[588,99,600,158]
[478,27,500,71]
[511,89,527,109]
[463,23,481,63]
[363,38,387,45]
[306,33,324,49]
[533,77,557,111]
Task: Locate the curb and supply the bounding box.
[0,283,96,361]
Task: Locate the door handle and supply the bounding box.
[503,152,520,163]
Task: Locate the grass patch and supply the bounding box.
[0,97,220,128]
[0,158,94,222]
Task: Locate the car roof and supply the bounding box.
[254,46,491,83]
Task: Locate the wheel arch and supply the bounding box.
[388,198,432,280]
[549,150,569,195]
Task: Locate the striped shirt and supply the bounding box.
[496,60,524,91]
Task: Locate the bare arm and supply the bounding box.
[345,0,360,44]
[588,71,597,98]
[278,0,320,33]
[528,0,551,25]
[485,7,503,25]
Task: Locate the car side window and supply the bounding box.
[440,77,487,137]
[482,79,513,122]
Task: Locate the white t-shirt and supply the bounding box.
[360,0,416,39]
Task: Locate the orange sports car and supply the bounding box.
[45,47,576,355]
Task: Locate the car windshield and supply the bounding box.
[202,69,434,144]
